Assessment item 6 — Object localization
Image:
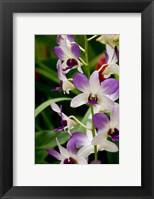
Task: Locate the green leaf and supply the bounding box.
[35,97,71,118]
[41,111,54,129]
[35,149,48,164]
[106,140,119,164]
[35,130,70,149]
[36,68,59,83]
[77,107,91,132]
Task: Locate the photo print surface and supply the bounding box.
[35,35,119,164]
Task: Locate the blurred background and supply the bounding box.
[35,35,119,164]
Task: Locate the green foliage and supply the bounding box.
[35,97,71,117]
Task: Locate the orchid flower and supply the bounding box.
[56,35,74,45]
[54,37,83,73]
[71,122,118,158]
[96,34,119,49]
[70,71,119,112]
[46,138,87,164]
[92,105,119,146]
[70,122,94,158]
[50,101,76,133]
[97,44,119,79]
[94,89,119,114]
[51,60,75,94]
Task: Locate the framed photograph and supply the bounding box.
[0,0,153,198]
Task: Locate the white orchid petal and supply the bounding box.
[75,156,88,164]
[50,101,61,113]
[71,93,89,108]
[106,44,115,63]
[98,95,114,112]
[110,104,119,129]
[99,140,118,152]
[103,64,119,76]
[78,145,94,158]
[67,119,77,130]
[92,128,108,145]
[89,71,101,93]
[86,122,93,142]
[62,80,75,94]
[56,138,70,158]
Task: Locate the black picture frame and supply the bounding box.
[0,0,154,198]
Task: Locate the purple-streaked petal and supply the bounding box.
[73,73,89,92]
[57,62,66,81]
[67,35,74,42]
[109,88,119,101]
[70,93,89,108]
[71,43,80,58]
[90,160,101,164]
[46,148,63,161]
[51,84,62,92]
[54,46,66,60]
[54,126,65,132]
[101,78,119,95]
[71,132,89,146]
[104,50,109,63]
[89,71,100,93]
[106,44,115,63]
[67,138,77,155]
[92,113,109,131]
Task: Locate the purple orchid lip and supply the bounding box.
[62,58,78,72]
[108,128,119,141]
[67,58,78,67]
[63,157,77,164]
[88,93,98,105]
[54,119,67,132]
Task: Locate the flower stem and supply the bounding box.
[79,57,88,66]
[69,115,91,130]
[84,35,98,163]
[84,35,91,78]
[87,35,98,41]
[90,106,98,164]
[97,63,108,73]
